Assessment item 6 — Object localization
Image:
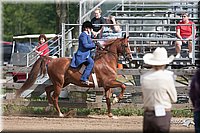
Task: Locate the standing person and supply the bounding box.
[175,12,196,58]
[189,68,200,133]
[91,7,106,39]
[35,34,49,57]
[70,21,96,85]
[141,47,177,133]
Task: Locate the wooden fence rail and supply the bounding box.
[2,66,196,109]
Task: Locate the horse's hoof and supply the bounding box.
[59,112,64,117]
[108,113,113,118]
[112,97,119,105]
[111,116,118,119]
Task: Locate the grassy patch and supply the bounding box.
[2,105,193,117]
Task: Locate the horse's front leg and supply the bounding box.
[44,85,54,112]
[105,88,113,117]
[105,80,126,104]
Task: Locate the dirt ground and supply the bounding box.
[2,115,195,132]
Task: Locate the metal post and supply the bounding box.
[26,53,29,79]
[61,23,66,57]
[122,0,124,11]
[125,23,129,37]
[79,0,83,35]
[192,24,195,64]
[67,30,72,57]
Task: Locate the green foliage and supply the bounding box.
[2,104,193,118]
[2,3,79,41]
[3,3,56,41]
[112,108,144,116]
[172,109,193,117]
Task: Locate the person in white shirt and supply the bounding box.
[141,47,177,133]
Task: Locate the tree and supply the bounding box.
[2,2,79,41]
[3,3,57,41]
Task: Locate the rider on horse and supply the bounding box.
[70,21,96,85]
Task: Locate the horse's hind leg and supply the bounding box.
[105,88,113,117]
[45,85,54,112]
[51,85,63,117]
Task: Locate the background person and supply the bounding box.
[102,15,122,39]
[141,47,177,133]
[35,34,49,57]
[91,7,106,39]
[70,21,96,85]
[175,12,196,58]
[189,68,200,133]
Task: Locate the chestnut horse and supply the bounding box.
[15,36,133,117]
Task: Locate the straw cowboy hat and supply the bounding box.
[143,47,174,65]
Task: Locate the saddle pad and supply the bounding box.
[92,73,99,89]
[79,65,86,74]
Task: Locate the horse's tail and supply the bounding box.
[15,56,53,98]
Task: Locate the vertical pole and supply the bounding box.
[126,23,129,37]
[61,23,66,57]
[26,53,29,79]
[79,0,83,35]
[68,30,72,57]
[191,24,195,64]
[122,0,124,11]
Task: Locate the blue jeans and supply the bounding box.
[194,111,200,133]
[80,57,94,81]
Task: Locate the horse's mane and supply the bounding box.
[94,38,121,60]
[103,38,118,47]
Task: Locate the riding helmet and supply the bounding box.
[82,21,93,31]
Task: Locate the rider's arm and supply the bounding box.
[80,34,96,49]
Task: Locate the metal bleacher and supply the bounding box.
[101,1,200,68]
[77,1,200,68]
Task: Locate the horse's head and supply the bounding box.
[116,35,133,61]
[102,35,133,61]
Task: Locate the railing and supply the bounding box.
[62,23,198,64]
[26,34,62,67]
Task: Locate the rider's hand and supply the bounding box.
[95,42,105,49]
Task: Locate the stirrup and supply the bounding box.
[81,80,93,85]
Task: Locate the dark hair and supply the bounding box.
[38,34,47,42]
[181,11,189,17]
[82,21,93,32]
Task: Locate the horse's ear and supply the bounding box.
[123,33,129,39]
[123,33,126,38]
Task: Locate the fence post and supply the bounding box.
[67,30,73,57]
[61,23,66,57]
[95,91,104,108]
[192,23,195,64]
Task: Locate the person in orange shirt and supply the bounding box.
[175,12,196,58]
[36,34,49,57]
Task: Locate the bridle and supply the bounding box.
[120,39,133,62]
